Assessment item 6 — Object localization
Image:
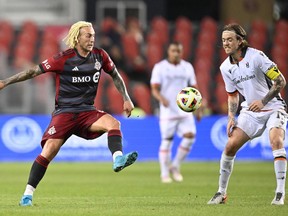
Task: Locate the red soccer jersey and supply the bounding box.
[39,47,115,114]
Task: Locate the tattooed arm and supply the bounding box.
[248,74,286,112]
[227,93,239,137]
[109,68,134,117]
[262,74,286,105]
[0,65,42,90]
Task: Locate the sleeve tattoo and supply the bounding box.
[262,74,286,105]
[228,94,239,119]
[110,68,131,101]
[3,65,42,87]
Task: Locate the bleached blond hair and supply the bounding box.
[63,21,93,48]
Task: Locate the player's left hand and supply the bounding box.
[248,100,264,112]
[123,100,134,117]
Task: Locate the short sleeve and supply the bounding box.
[220,66,237,94]
[39,52,65,73]
[254,51,275,74]
[150,63,161,85]
[101,49,115,73]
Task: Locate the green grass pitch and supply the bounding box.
[0,161,287,216]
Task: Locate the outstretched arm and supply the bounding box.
[0,65,42,90]
[109,68,134,117]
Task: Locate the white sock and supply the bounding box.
[24,184,35,196]
[159,139,172,177]
[273,148,287,194]
[112,151,123,161]
[172,137,195,169]
[218,153,235,194]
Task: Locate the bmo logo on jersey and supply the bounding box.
[71,72,100,83]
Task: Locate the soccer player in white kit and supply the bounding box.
[207,23,287,205]
[150,42,202,183]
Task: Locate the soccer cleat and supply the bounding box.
[19,195,33,206]
[161,176,173,183]
[207,192,227,204]
[271,192,285,205]
[170,167,183,182]
[113,151,138,172]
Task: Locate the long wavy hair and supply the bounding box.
[222,23,250,49]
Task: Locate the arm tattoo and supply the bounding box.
[110,68,131,101]
[262,75,286,105]
[228,101,238,118]
[228,94,239,119]
[3,65,42,87]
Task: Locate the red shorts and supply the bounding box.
[41,110,107,147]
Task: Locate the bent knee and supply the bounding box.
[109,118,121,130]
[183,132,195,139]
[224,140,241,156]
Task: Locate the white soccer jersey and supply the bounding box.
[220,47,287,110]
[150,59,197,119]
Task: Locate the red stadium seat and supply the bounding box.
[100,17,118,33]
[22,20,38,35]
[13,43,35,68]
[146,42,163,71]
[121,33,140,60]
[175,16,193,35]
[0,20,14,54]
[39,43,59,61]
[275,19,288,33]
[146,31,162,45]
[200,17,217,34]
[18,31,37,47]
[251,20,267,35]
[150,16,169,45]
[131,83,152,114]
[106,83,124,115]
[273,32,288,47]
[173,30,192,60]
[215,72,228,114]
[195,43,214,60]
[271,44,288,61]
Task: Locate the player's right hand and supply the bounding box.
[227,117,236,137]
[161,97,169,107]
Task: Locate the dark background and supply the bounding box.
[84,0,220,22]
[84,0,288,23]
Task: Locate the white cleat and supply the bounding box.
[161,176,173,183]
[170,167,183,182]
[207,192,227,204]
[271,192,285,205]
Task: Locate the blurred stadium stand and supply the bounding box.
[0,0,287,116]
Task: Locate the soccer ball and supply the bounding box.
[176,87,202,112]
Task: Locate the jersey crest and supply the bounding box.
[94,59,101,70]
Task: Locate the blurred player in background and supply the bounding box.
[207,23,287,205]
[0,21,138,206]
[150,41,203,183]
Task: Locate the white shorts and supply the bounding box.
[236,109,288,139]
[159,116,196,139]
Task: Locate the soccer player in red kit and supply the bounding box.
[0,21,138,206]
